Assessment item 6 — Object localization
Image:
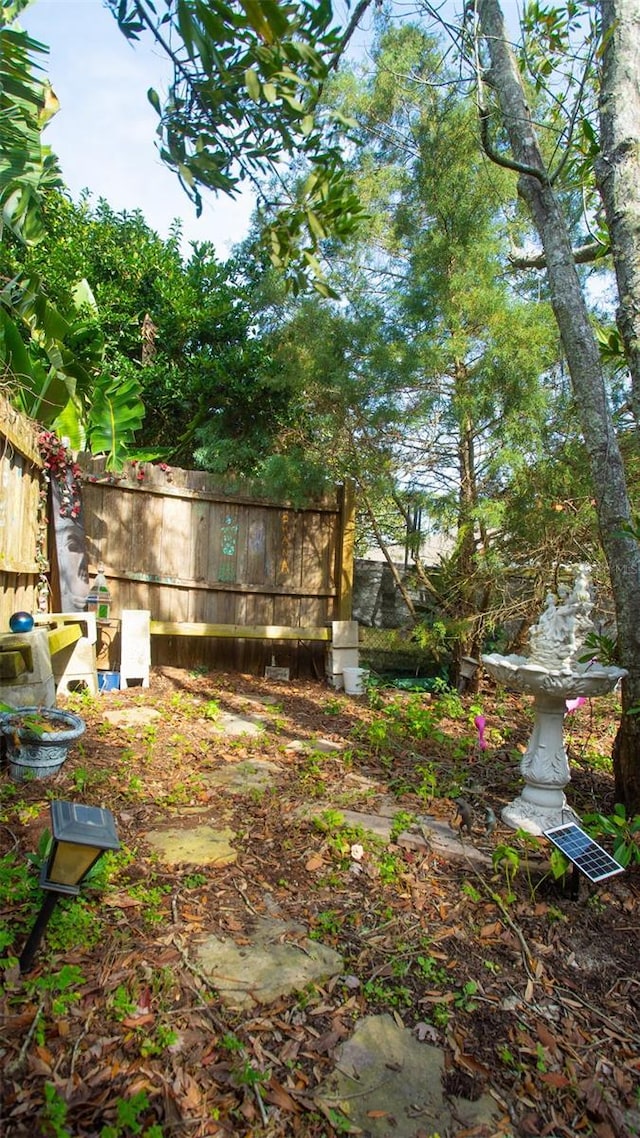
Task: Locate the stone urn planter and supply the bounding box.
[0,707,85,781]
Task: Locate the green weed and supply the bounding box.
[363,975,412,1008]
[100,1090,161,1138]
[390,810,416,841]
[454,980,479,1012]
[431,1003,451,1028]
[583,803,640,867]
[138,1023,179,1058]
[310,909,342,939]
[202,699,220,721]
[40,1083,72,1138]
[416,954,448,985]
[109,984,137,1021]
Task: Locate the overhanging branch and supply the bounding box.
[508,239,610,270]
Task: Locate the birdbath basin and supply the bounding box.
[482,570,627,835]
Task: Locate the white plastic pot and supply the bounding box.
[343,667,369,695]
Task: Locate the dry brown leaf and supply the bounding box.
[480,921,502,938]
[540,1072,570,1088]
[264,1079,301,1112]
[122,1013,155,1028]
[536,1022,560,1052]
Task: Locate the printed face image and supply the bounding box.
[51,477,90,612]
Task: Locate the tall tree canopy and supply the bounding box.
[1,191,295,473]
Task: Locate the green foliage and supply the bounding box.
[28,964,86,1019]
[40,1083,72,1138]
[583,804,640,867]
[106,0,366,293]
[100,1091,160,1138]
[578,630,618,667]
[0,23,63,245]
[454,980,479,1012]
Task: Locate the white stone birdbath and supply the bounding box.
[482,568,627,835]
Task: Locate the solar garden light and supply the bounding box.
[19,801,120,974]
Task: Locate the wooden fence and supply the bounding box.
[80,459,355,675]
[0,396,44,631]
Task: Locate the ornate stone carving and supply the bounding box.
[481,568,627,835]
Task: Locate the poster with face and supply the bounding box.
[51,474,90,611]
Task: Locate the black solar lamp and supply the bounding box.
[20,801,120,973]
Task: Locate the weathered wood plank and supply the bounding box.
[0,396,42,466]
[47,624,82,655]
[0,560,43,575]
[95,566,336,596]
[83,473,340,513]
[150,621,331,641]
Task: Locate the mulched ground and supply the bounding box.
[1,667,639,1138]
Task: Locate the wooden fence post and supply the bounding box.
[335,479,356,621]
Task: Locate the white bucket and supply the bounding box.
[343,667,369,695]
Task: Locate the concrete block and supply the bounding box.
[120,609,151,688]
[54,636,98,697]
[332,620,359,648]
[0,628,55,707]
[326,647,360,675]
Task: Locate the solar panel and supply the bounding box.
[544,823,624,883]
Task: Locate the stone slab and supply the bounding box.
[196,917,343,1010]
[204,759,281,793]
[144,824,237,867]
[102,706,161,728]
[209,710,265,737]
[315,1013,501,1138]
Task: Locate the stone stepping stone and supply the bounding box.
[204,759,281,793]
[209,710,265,737]
[285,738,345,754]
[195,916,343,1010]
[314,1013,501,1138]
[144,824,237,867]
[102,707,161,728]
[296,803,492,865]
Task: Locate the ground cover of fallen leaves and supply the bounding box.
[1,666,639,1138]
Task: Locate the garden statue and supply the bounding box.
[482,567,626,835]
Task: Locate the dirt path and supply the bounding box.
[1,667,638,1137]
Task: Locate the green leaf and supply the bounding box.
[244,67,261,101]
[147,86,162,114]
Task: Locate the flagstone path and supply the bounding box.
[139,705,502,1137]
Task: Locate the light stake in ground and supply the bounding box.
[19,800,120,973]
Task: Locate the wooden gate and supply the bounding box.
[79,459,355,675]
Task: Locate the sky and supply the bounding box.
[19,0,257,259]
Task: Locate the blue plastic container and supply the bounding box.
[98,671,120,692]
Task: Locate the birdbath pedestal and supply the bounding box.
[481,657,626,834]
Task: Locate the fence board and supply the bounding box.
[0,398,44,629]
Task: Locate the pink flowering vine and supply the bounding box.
[37,430,82,519]
[474,714,488,750]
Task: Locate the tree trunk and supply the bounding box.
[596,0,640,435]
[478,0,640,812]
[595,0,640,807]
